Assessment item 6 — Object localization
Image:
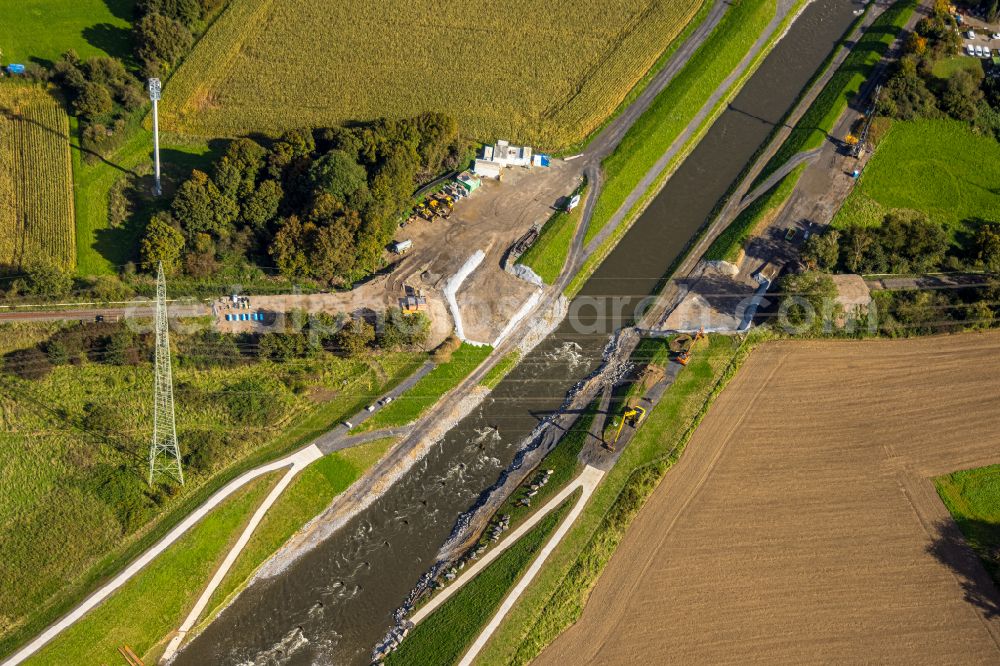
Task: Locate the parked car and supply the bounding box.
[968,43,977,55]
[992,32,1000,40]
[342,421,353,429]
[967,29,976,39]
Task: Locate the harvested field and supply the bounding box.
[161,0,703,147]
[535,333,1000,665]
[0,86,75,269]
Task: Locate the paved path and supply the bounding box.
[159,447,322,662]
[2,445,323,666]
[456,466,605,666]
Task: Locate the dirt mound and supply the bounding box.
[536,332,1000,665]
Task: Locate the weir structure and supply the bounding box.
[149,261,184,486]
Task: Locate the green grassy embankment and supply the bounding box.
[935,464,1000,585]
[355,343,492,432]
[0,318,422,659]
[704,162,805,263]
[480,350,522,390]
[385,494,577,666]
[475,333,758,665]
[516,185,588,285]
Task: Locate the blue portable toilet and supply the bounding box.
[242,313,249,321]
[225,314,232,321]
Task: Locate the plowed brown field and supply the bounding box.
[535,332,1000,665]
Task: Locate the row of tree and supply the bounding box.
[801,211,1000,275]
[140,114,469,286]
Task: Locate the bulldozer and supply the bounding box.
[606,404,646,452]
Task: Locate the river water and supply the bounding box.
[175,1,861,663]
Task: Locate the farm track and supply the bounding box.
[536,333,1000,665]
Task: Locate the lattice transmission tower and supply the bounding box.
[149,261,184,486]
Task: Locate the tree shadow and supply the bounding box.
[926,517,1000,620]
[82,23,133,61]
[102,0,135,22]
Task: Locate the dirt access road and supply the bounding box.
[535,333,1000,665]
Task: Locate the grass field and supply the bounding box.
[476,334,748,665]
[581,0,777,246]
[355,343,491,432]
[386,496,575,666]
[931,55,984,80]
[532,334,1000,664]
[516,187,587,285]
[936,464,1000,585]
[0,85,75,270]
[24,473,278,666]
[27,438,396,665]
[833,118,1000,235]
[0,0,135,64]
[161,0,703,147]
[0,320,422,655]
[751,0,914,187]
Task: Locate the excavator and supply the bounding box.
[606,404,646,452]
[676,327,706,366]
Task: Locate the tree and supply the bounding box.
[941,69,984,122]
[135,12,193,75]
[213,138,266,200]
[334,318,375,357]
[974,221,1000,273]
[310,220,356,284]
[25,261,73,298]
[270,216,312,278]
[777,271,839,333]
[171,170,239,240]
[880,210,948,273]
[72,81,113,120]
[242,179,284,230]
[140,212,185,273]
[308,149,370,210]
[801,229,840,271]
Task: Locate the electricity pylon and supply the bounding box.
[149,261,183,486]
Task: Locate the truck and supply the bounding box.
[390,239,412,254]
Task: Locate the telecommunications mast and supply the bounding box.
[148,77,162,196]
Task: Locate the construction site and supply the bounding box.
[212,157,582,347]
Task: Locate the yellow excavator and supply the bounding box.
[607,405,646,452]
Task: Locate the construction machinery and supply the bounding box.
[673,327,706,366]
[607,404,646,452]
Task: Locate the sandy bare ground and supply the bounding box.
[535,332,1000,665]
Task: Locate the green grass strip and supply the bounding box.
[582,0,777,246]
[386,494,577,666]
[517,185,588,285]
[480,350,522,391]
[356,343,492,432]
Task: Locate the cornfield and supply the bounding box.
[0,86,76,270]
[162,0,703,149]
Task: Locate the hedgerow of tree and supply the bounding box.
[139,114,469,286]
